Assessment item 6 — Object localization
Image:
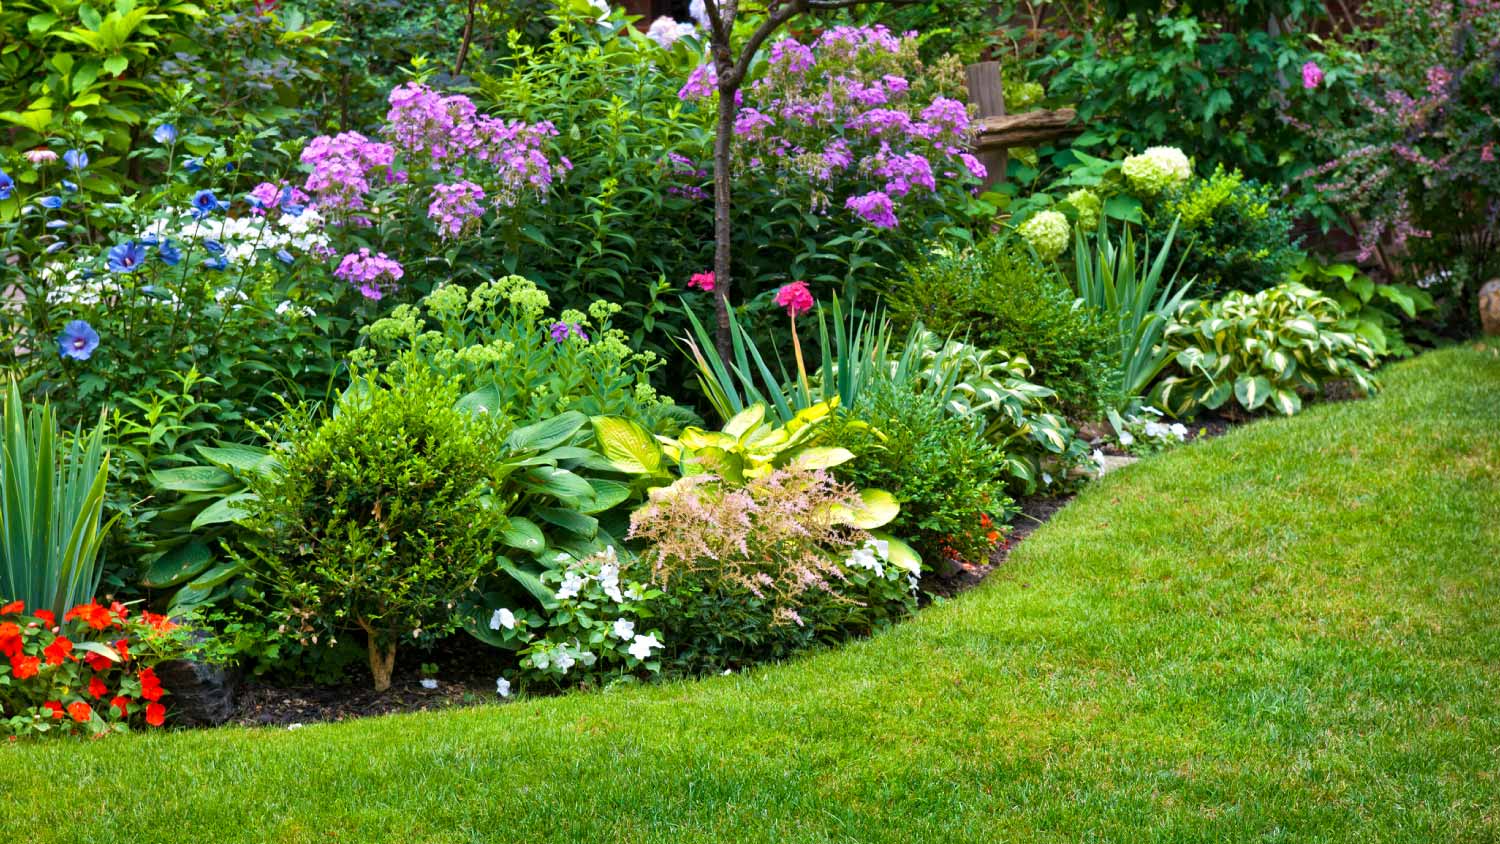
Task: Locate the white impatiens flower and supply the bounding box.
[612,618,636,641]
[597,560,624,603]
[488,607,517,630]
[419,678,439,690]
[1170,423,1189,439]
[845,540,887,578]
[555,572,585,601]
[1118,430,1136,447]
[628,633,663,661]
[553,648,576,674]
[587,0,611,21]
[496,677,511,697]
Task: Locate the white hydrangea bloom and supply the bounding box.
[1018,210,1071,261]
[647,16,696,48]
[1121,146,1192,196]
[489,607,517,630]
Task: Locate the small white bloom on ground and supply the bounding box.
[496,677,511,697]
[1119,430,1136,446]
[612,618,636,640]
[629,633,663,661]
[287,723,303,731]
[420,678,438,690]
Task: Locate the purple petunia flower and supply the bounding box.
[57,320,99,361]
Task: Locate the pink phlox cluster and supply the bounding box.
[300,132,398,214]
[333,248,404,300]
[427,181,487,239]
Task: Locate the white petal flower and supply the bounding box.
[496,677,511,697]
[554,649,576,673]
[419,678,438,690]
[612,618,636,640]
[489,607,517,630]
[1119,430,1135,446]
[555,572,584,600]
[628,633,663,661]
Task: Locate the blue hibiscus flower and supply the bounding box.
[57,320,100,361]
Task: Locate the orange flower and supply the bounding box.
[33,609,55,627]
[42,700,64,720]
[67,701,93,723]
[10,654,40,680]
[109,601,130,622]
[85,651,113,672]
[113,638,131,661]
[138,666,163,701]
[979,513,992,528]
[109,695,131,717]
[0,621,21,658]
[145,702,166,727]
[65,602,115,631]
[42,636,74,666]
[0,600,22,615]
[88,676,109,699]
[140,611,176,633]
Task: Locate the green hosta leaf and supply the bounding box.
[194,442,274,474]
[189,491,256,529]
[151,465,235,492]
[141,540,213,588]
[1284,318,1319,337]
[1261,347,1294,377]
[1201,378,1233,409]
[1234,375,1273,411]
[790,446,855,470]
[533,506,598,539]
[455,383,500,417]
[722,404,765,438]
[501,560,556,609]
[1269,389,1302,416]
[505,412,587,452]
[581,478,630,514]
[523,466,594,506]
[828,488,900,529]
[589,415,664,475]
[870,531,923,576]
[500,517,545,552]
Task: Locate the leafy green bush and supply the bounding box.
[824,377,1014,569]
[627,466,917,676]
[1147,166,1302,295]
[890,235,1120,415]
[1155,283,1380,418]
[238,366,508,691]
[1288,259,1434,359]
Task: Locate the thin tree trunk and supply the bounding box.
[358,619,397,692]
[712,66,737,362]
[454,0,479,77]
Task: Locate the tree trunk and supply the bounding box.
[712,68,737,362]
[359,620,397,693]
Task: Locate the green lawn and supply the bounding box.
[11,346,1500,843]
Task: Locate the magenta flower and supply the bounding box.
[1302,61,1324,90]
[845,191,898,229]
[333,249,404,300]
[688,271,716,292]
[427,181,487,239]
[774,281,814,318]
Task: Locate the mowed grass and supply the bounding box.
[9,346,1500,844]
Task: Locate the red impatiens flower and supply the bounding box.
[109,601,130,622]
[33,609,56,628]
[10,654,40,680]
[109,695,131,718]
[0,621,21,658]
[85,651,113,672]
[138,666,163,701]
[42,636,75,666]
[0,600,22,615]
[88,676,109,699]
[113,638,131,661]
[140,611,176,633]
[67,701,93,723]
[65,601,115,631]
[145,702,166,727]
[42,700,64,720]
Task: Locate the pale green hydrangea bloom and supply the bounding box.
[1064,189,1101,232]
[1018,210,1071,261]
[1120,146,1192,196]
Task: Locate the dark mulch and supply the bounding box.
[228,676,498,727]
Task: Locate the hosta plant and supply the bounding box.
[1288,259,1434,359]
[1155,283,1381,418]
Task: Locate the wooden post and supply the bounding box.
[965,61,1008,192]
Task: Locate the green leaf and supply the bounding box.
[505,412,586,452]
[828,488,900,529]
[79,4,104,30]
[500,517,545,552]
[194,442,274,474]
[1234,375,1273,410]
[1269,389,1302,416]
[141,540,213,588]
[589,415,664,475]
[581,478,631,514]
[791,446,855,470]
[28,13,60,34]
[102,55,128,76]
[523,466,595,505]
[151,465,234,492]
[533,506,598,538]
[455,383,501,417]
[189,492,256,529]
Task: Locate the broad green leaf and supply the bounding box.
[581,478,631,514]
[1269,389,1302,416]
[589,415,664,475]
[1234,375,1273,410]
[505,412,586,452]
[141,540,213,588]
[189,491,256,529]
[791,446,855,470]
[829,488,900,529]
[455,383,500,417]
[500,517,545,552]
[533,506,598,538]
[195,442,274,474]
[151,465,234,492]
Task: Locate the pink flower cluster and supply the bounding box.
[333,248,404,300]
[680,25,983,229]
[428,181,487,240]
[773,280,814,317]
[300,132,400,214]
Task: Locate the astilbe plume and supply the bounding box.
[627,467,871,622]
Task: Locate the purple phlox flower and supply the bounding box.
[57,321,99,361]
[106,241,149,273]
[549,322,588,343]
[679,63,717,101]
[427,181,487,239]
[845,191,898,229]
[333,248,404,300]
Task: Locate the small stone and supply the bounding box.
[1479,278,1500,336]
